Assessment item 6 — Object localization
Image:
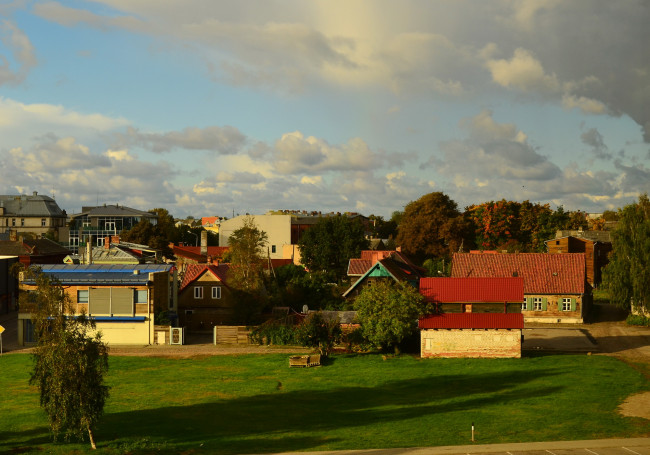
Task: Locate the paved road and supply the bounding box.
[255,438,650,455]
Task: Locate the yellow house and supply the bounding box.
[18,264,177,346]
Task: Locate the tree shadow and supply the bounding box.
[96,368,562,454]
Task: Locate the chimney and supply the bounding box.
[33,191,38,196]
[201,230,208,256]
[111,235,120,244]
[9,230,17,242]
[396,246,402,252]
[87,235,93,265]
[105,236,111,249]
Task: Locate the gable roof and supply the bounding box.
[348,259,372,276]
[347,250,424,278]
[343,256,419,297]
[419,277,524,304]
[419,313,524,329]
[180,263,230,290]
[451,252,585,294]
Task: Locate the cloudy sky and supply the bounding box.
[1,1,649,219]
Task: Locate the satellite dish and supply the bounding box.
[302,305,309,314]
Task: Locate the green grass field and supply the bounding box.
[1,352,648,454]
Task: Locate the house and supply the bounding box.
[0,192,67,239]
[18,264,176,346]
[451,252,589,323]
[177,263,235,331]
[419,277,524,314]
[545,230,612,287]
[59,204,157,254]
[0,256,19,314]
[419,313,524,358]
[0,234,71,266]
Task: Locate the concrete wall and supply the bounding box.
[219,215,291,260]
[421,328,522,358]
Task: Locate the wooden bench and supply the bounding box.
[289,354,321,367]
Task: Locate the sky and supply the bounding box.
[1,0,649,219]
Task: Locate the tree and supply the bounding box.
[602,194,650,313]
[298,215,369,280]
[24,268,109,449]
[396,192,468,262]
[294,312,342,358]
[354,280,436,353]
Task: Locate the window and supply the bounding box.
[134,290,147,304]
[12,218,15,226]
[77,290,89,303]
[24,319,36,343]
[562,298,576,311]
[212,286,221,299]
[533,297,543,311]
[194,287,203,299]
[521,298,528,311]
[271,245,276,254]
[41,218,47,227]
[21,218,24,226]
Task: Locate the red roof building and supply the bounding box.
[451,252,590,323]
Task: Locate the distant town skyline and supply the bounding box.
[1,1,649,219]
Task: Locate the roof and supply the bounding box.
[74,205,157,219]
[419,277,524,303]
[347,250,424,278]
[451,252,585,294]
[554,230,612,243]
[24,264,173,285]
[419,313,524,329]
[90,246,141,264]
[0,239,70,257]
[342,256,419,297]
[348,259,372,276]
[173,245,229,262]
[0,193,66,217]
[180,263,230,290]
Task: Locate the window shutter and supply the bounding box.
[571,298,577,311]
[542,297,548,311]
[89,288,111,315]
[111,288,134,316]
[525,297,533,311]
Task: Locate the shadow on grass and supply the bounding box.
[97,368,562,454]
[0,426,52,452]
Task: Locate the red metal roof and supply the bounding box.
[451,252,585,294]
[419,277,524,303]
[347,258,372,275]
[419,313,524,329]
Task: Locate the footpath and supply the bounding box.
[258,438,650,455]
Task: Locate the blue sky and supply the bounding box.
[1,0,649,219]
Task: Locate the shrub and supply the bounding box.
[249,323,297,345]
[626,314,650,327]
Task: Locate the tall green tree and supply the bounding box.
[24,268,109,449]
[354,280,436,353]
[396,192,468,262]
[298,215,369,280]
[603,194,650,313]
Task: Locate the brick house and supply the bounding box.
[419,313,524,358]
[177,263,235,331]
[18,264,176,346]
[451,252,590,323]
[545,231,612,287]
[419,277,524,314]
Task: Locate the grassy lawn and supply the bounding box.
[1,352,648,454]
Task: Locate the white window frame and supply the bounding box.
[77,290,89,304]
[194,286,203,299]
[211,286,221,299]
[521,298,528,311]
[533,297,543,311]
[562,298,572,311]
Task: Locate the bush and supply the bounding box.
[294,312,342,358]
[249,323,297,345]
[626,314,650,327]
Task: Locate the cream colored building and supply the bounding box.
[0,192,67,238]
[18,264,177,346]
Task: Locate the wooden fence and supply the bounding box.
[213,325,252,344]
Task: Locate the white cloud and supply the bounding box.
[0,20,37,85]
[114,125,247,154]
[486,48,560,93]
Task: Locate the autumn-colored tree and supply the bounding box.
[396,192,468,263]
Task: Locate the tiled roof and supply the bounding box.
[419,313,524,329]
[419,277,524,303]
[360,250,393,261]
[451,252,585,294]
[180,263,230,290]
[173,245,229,261]
[348,259,372,275]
